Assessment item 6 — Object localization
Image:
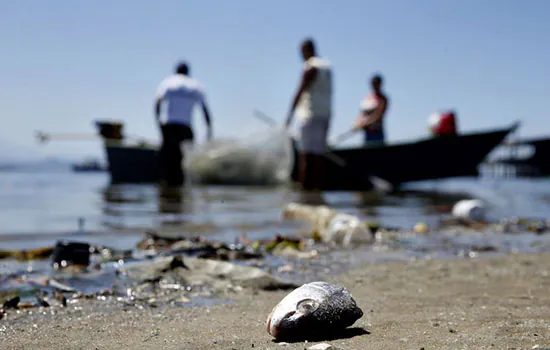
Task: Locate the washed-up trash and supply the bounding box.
[452,199,486,222]
[185,127,294,186]
[3,296,20,309]
[282,203,373,247]
[308,343,340,350]
[266,281,363,341]
[501,217,550,235]
[414,222,428,234]
[52,241,91,269]
[282,203,338,232]
[137,232,263,261]
[120,256,297,292]
[0,247,54,261]
[326,214,373,246]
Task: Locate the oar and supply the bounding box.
[35,131,98,144]
[330,128,358,146]
[252,110,347,167]
[35,131,155,145]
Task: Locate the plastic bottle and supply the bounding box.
[325,214,373,247]
[452,199,486,222]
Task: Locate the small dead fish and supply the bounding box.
[266,281,363,341]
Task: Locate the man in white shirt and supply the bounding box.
[154,61,213,186]
[286,39,332,191]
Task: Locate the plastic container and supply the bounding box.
[452,199,486,222]
[325,214,373,247]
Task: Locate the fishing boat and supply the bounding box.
[94,120,519,190]
[484,136,550,177]
[71,158,107,172]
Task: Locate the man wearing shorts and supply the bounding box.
[285,39,332,190]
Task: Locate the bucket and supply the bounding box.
[95,121,124,140]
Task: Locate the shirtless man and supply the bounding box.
[354,75,389,146]
[286,38,332,190]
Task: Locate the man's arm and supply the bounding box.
[286,67,318,127]
[354,96,387,129]
[155,81,167,129]
[201,101,213,140]
[154,97,163,129]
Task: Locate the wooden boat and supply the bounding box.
[71,158,107,172]
[95,121,519,190]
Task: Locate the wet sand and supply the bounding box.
[2,252,550,350]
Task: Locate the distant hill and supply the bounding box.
[0,140,73,172]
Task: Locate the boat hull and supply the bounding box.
[294,126,516,190]
[488,137,550,177]
[102,124,517,190]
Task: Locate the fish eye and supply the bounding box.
[297,299,317,314]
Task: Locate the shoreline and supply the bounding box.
[2,251,549,349]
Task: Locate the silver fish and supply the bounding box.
[267,281,363,340]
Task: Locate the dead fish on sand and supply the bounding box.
[267,281,363,341]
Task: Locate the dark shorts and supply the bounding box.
[161,123,194,145]
[159,123,194,186]
[364,129,385,146]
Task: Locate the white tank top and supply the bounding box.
[296,57,332,123]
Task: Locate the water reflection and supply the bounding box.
[157,185,193,226]
[294,190,327,206]
[99,184,196,229]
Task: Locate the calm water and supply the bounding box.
[1,166,550,250]
[1,165,550,297]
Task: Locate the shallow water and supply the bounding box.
[1,166,550,298]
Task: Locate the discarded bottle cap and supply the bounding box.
[52,241,91,269]
[414,222,428,234]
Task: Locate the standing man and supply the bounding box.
[155,61,213,186]
[354,74,389,146]
[286,38,332,191]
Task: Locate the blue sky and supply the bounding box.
[1,0,549,159]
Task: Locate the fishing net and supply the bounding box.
[184,127,295,186]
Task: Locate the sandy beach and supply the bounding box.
[1,252,549,350]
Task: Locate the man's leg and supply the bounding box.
[179,125,194,186]
[159,125,172,185]
[160,124,184,187]
[311,154,325,190]
[311,118,329,190]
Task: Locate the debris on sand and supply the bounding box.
[282,203,374,247]
[267,281,363,341]
[3,296,20,309]
[308,343,340,350]
[452,199,486,222]
[136,232,263,261]
[0,247,54,261]
[120,255,297,293]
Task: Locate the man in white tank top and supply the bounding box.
[285,39,332,190]
[154,61,214,186]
